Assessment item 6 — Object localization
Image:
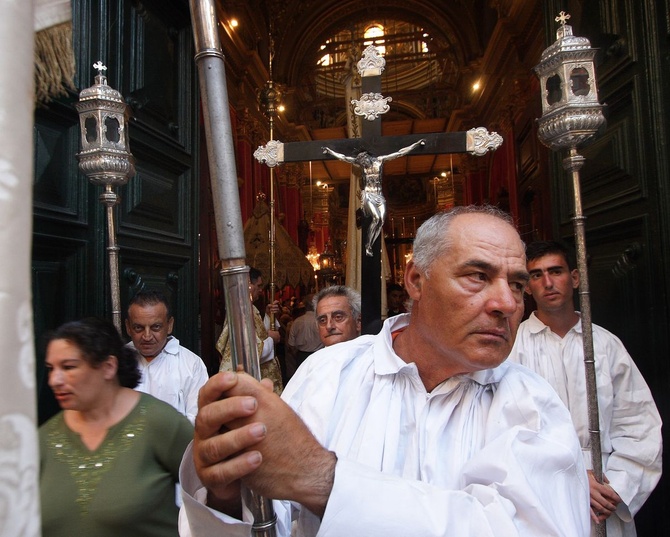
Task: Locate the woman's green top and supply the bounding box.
[40,393,193,537]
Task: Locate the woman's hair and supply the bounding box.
[44,317,141,388]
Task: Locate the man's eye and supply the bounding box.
[333,314,346,322]
[511,282,525,292]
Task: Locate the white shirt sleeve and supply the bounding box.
[318,431,588,537]
[259,336,275,364]
[510,316,663,531]
[183,358,210,425]
[264,313,280,331]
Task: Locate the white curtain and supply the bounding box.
[0,0,70,535]
[34,0,70,31]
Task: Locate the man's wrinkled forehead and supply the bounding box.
[317,296,351,314]
[433,213,525,265]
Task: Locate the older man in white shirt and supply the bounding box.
[178,206,591,537]
[126,289,208,424]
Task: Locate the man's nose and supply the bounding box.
[141,327,153,339]
[541,271,553,288]
[489,280,519,317]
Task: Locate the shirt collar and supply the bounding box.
[526,311,582,334]
[373,313,508,388]
[162,335,179,355]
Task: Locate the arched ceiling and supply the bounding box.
[268,1,486,85]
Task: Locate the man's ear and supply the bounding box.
[571,268,580,289]
[167,316,175,335]
[404,260,423,300]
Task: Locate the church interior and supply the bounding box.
[31,0,669,531]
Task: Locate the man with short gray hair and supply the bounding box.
[313,285,361,347]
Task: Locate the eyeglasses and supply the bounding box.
[316,311,349,326]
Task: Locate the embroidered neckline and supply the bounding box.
[46,401,147,515]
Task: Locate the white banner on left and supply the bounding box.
[0,0,40,536]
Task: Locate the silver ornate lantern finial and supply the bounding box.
[75,61,135,333]
[534,11,606,150]
[535,15,608,536]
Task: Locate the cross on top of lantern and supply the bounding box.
[75,61,135,186]
[534,12,606,151]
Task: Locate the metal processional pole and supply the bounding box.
[75,62,135,334]
[188,1,277,535]
[534,12,607,536]
[260,34,281,326]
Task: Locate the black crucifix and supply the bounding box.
[254,45,502,334]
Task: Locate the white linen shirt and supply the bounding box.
[508,312,662,537]
[179,314,590,536]
[130,336,209,424]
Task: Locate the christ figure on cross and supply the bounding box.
[323,139,425,256]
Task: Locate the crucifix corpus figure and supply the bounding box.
[323,139,425,256]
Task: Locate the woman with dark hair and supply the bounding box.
[39,317,193,537]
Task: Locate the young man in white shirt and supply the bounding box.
[509,240,662,537]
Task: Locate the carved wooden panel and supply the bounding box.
[33,105,85,220]
[120,0,196,148]
[31,236,91,423]
[120,147,193,242]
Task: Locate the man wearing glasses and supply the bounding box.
[313,285,361,347]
